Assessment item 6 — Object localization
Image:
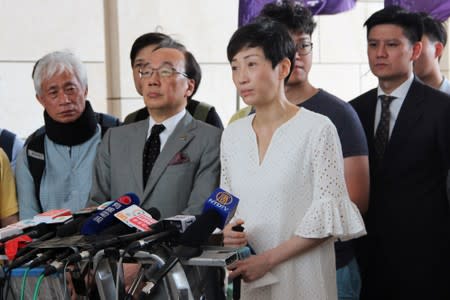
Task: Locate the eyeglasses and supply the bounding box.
[139,63,188,79]
[295,42,313,56]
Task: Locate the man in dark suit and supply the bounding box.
[89,46,221,217]
[350,6,450,299]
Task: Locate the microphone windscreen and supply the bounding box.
[147,207,161,221]
[177,210,222,248]
[25,223,53,239]
[81,193,140,235]
[56,215,91,237]
[100,222,136,235]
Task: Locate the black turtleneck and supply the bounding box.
[44,101,98,146]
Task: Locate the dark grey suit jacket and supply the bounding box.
[89,112,221,218]
[350,78,450,299]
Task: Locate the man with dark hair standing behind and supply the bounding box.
[413,12,450,93]
[228,2,369,299]
[124,32,223,128]
[351,6,450,299]
[413,12,450,210]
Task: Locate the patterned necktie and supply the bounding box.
[143,124,165,187]
[374,95,396,162]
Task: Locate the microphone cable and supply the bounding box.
[32,273,45,300]
[1,268,13,300]
[62,260,71,300]
[19,267,31,300]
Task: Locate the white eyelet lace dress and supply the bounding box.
[220,108,366,300]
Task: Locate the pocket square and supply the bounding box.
[169,152,190,165]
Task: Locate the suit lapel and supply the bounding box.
[385,79,425,159]
[143,114,195,199]
[360,89,378,153]
[129,120,150,194]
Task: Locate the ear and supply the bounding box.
[185,79,195,98]
[36,94,45,107]
[434,42,444,59]
[84,86,88,98]
[411,41,423,61]
[278,57,292,81]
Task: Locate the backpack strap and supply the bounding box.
[25,129,46,213]
[123,108,149,124]
[0,129,16,162]
[25,113,120,212]
[95,112,121,137]
[193,101,212,122]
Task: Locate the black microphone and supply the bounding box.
[14,231,56,258]
[5,223,57,260]
[7,247,42,270]
[0,223,52,246]
[124,215,195,255]
[42,248,75,276]
[173,210,225,259]
[65,221,165,263]
[56,214,93,237]
[127,188,239,258]
[27,249,59,269]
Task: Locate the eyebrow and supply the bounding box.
[232,54,261,62]
[158,60,175,67]
[134,58,145,64]
[368,38,401,42]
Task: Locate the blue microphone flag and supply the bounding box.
[202,188,239,229]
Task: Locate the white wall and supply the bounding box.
[1,0,448,138]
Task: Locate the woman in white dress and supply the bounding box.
[221,19,366,300]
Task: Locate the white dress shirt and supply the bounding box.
[374,75,414,137]
[147,109,186,151]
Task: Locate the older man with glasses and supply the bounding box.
[227,2,369,300]
[88,46,222,299]
[89,45,221,218]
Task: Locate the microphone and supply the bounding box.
[4,223,57,260]
[7,247,42,270]
[42,248,75,276]
[65,209,162,263]
[101,207,162,235]
[56,209,98,237]
[172,210,223,259]
[81,193,140,235]
[202,188,239,230]
[173,188,239,259]
[27,249,59,269]
[126,188,239,258]
[64,230,158,264]
[56,215,91,237]
[124,215,196,255]
[0,222,52,246]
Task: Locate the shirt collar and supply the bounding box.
[147,109,186,139]
[377,74,414,99]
